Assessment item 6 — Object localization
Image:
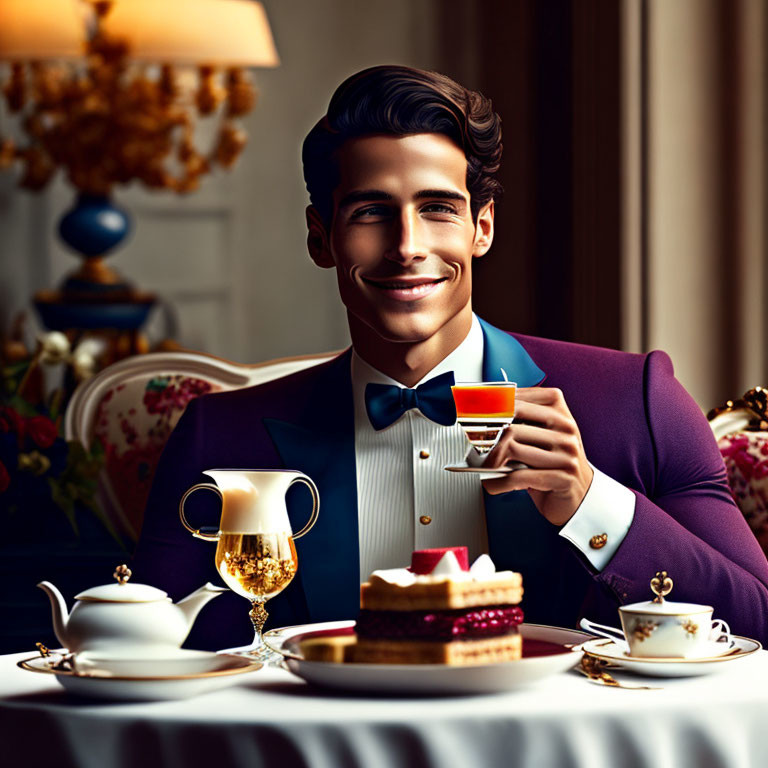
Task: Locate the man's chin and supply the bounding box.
[347,303,472,349]
[358,315,444,345]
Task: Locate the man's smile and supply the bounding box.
[361,275,448,301]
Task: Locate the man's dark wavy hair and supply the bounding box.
[302,65,503,227]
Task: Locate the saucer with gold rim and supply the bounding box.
[18,650,261,701]
[581,636,761,677]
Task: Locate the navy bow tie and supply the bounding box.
[365,370,457,430]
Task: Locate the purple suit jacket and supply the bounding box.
[133,320,768,650]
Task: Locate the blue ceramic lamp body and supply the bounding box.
[35,193,155,331]
[58,194,131,258]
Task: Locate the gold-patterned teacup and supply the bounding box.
[618,571,732,658]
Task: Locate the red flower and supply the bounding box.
[0,406,25,441]
[26,415,58,449]
[0,460,9,493]
[143,376,212,416]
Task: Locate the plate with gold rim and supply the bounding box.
[18,651,262,701]
[582,636,761,677]
[264,621,588,695]
[444,464,522,480]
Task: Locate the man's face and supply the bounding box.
[307,133,494,348]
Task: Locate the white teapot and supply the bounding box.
[38,565,227,654]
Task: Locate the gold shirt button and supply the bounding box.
[590,533,608,549]
[419,515,432,525]
[419,450,430,459]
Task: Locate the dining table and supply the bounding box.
[2,627,768,768]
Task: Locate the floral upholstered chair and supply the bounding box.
[708,387,768,556]
[64,350,336,548]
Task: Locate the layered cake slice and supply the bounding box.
[352,547,524,665]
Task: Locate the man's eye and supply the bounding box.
[349,205,391,220]
[421,202,458,215]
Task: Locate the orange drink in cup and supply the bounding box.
[451,382,517,454]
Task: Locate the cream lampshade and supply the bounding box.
[0,0,85,60]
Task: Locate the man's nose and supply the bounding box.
[386,209,426,264]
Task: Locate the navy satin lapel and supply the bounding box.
[479,318,545,386]
[263,352,360,623]
[479,318,547,591]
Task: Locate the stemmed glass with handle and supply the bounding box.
[179,469,319,661]
[445,380,525,475]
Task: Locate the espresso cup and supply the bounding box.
[618,600,732,658]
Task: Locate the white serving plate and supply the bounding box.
[264,621,588,695]
[70,647,249,678]
[581,636,761,678]
[18,651,261,701]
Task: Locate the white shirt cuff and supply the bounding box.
[558,465,636,571]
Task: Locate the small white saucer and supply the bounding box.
[444,462,527,480]
[581,636,761,677]
[71,647,241,678]
[19,650,261,701]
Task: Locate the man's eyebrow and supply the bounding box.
[337,190,393,208]
[414,190,467,203]
[337,189,467,208]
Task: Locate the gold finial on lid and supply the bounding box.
[113,564,132,585]
[650,570,673,603]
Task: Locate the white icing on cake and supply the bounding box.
[469,553,496,579]
[370,553,514,586]
[430,550,463,577]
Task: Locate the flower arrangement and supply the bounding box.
[0,330,118,542]
[718,431,768,553]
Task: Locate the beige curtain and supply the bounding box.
[437,0,767,410]
[640,0,767,408]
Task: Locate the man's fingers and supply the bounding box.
[485,438,580,471]
[513,401,574,433]
[482,468,573,495]
[502,423,573,451]
[515,387,568,406]
[488,422,580,458]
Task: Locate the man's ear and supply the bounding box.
[472,200,495,258]
[306,206,334,268]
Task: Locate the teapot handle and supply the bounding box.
[289,474,320,539]
[179,483,222,541]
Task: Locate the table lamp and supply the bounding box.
[0,0,278,345]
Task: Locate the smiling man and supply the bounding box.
[308,131,492,384]
[134,65,768,650]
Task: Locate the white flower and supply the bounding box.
[71,337,106,381]
[38,332,71,365]
[72,350,97,381]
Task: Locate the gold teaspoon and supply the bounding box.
[578,654,661,690]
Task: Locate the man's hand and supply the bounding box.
[481,387,593,526]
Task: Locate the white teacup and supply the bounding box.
[618,599,732,659]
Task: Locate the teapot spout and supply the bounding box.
[37,581,70,649]
[176,583,228,633]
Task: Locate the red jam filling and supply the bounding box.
[356,606,524,641]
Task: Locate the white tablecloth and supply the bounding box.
[2,648,768,768]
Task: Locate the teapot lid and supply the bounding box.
[74,565,169,603]
[620,570,712,615]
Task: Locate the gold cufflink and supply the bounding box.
[590,533,608,549]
